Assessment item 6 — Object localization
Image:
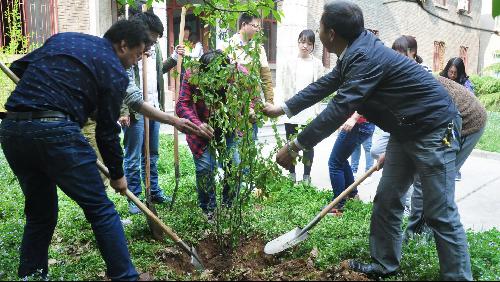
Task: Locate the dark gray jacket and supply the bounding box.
[286,30,457,149]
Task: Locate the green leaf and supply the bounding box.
[494,0,500,18]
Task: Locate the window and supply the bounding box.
[459,46,468,70]
[433,41,446,72]
[262,8,277,63]
[457,0,471,14]
[0,0,58,50]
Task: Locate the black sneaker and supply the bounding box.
[348,260,395,279]
[151,192,172,204]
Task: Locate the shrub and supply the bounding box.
[469,75,500,112]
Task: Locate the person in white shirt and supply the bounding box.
[281,29,326,183]
[188,33,204,59]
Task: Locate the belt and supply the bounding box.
[1,111,74,122]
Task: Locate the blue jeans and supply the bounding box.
[350,131,374,173]
[193,135,241,213]
[122,116,162,197]
[252,123,258,141]
[328,122,375,207]
[370,115,472,280]
[0,119,137,280]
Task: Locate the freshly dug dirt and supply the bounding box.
[151,237,372,281]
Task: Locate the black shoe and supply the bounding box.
[151,192,172,204]
[348,260,395,279]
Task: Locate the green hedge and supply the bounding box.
[470,75,500,112]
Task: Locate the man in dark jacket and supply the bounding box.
[264,1,471,280]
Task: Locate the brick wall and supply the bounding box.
[298,0,482,74]
[57,0,90,33]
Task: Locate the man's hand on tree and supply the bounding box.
[199,123,215,140]
[263,103,284,118]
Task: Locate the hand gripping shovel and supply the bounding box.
[0,61,204,270]
[96,161,204,270]
[169,7,187,211]
[264,165,378,255]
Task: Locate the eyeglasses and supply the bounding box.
[247,23,261,29]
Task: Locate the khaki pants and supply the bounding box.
[82,119,110,188]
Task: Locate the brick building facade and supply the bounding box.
[275,0,484,104]
[57,0,114,35]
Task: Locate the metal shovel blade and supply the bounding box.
[264,227,309,255]
[189,245,204,271]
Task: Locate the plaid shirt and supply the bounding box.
[176,66,252,158]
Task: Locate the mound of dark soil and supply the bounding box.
[150,237,371,281]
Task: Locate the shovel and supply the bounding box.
[169,6,187,211]
[264,165,378,255]
[96,161,204,270]
[138,3,165,241]
[0,61,205,270]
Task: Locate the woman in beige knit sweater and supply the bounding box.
[280,29,326,183]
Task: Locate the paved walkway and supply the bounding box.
[161,124,500,232]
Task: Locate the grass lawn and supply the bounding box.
[476,112,500,153]
[0,71,14,112]
[0,136,498,281]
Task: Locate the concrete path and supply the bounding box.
[161,124,500,232]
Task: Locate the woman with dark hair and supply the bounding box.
[440,57,475,94]
[440,57,474,181]
[188,33,204,59]
[281,29,326,184]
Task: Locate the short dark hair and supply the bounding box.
[321,0,364,42]
[298,29,315,52]
[131,11,164,38]
[199,49,229,72]
[188,33,199,44]
[104,19,150,48]
[199,50,231,99]
[238,12,259,30]
[440,57,469,85]
[184,26,192,32]
[391,36,409,56]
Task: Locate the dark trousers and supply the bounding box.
[285,123,314,175]
[0,119,138,281]
[370,115,472,280]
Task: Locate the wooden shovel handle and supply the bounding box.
[300,165,378,234]
[0,61,20,84]
[173,7,187,165]
[320,165,378,218]
[95,160,182,242]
